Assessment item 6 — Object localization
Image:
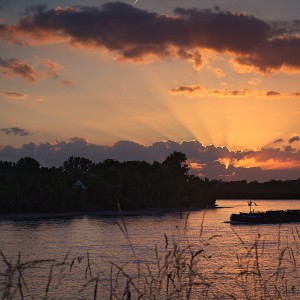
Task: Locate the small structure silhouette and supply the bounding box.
[74,180,86,191]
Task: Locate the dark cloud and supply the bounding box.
[0,145,19,161]
[1,2,299,72]
[289,136,300,144]
[273,138,284,144]
[1,138,300,182]
[170,85,250,97]
[0,0,15,8]
[0,127,31,136]
[0,56,37,82]
[251,147,281,162]
[171,85,202,95]
[221,164,300,182]
[266,90,281,96]
[0,90,28,99]
[271,20,300,35]
[284,145,295,152]
[171,85,300,98]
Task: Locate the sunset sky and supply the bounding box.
[1,0,300,181]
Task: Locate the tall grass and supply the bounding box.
[0,214,300,299]
[232,226,300,299]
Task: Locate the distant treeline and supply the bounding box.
[216,179,300,200]
[0,151,216,213]
[2,152,300,214]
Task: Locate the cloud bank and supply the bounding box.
[1,138,300,182]
[1,2,300,73]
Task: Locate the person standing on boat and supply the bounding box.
[248,200,257,213]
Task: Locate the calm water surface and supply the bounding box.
[1,199,300,298]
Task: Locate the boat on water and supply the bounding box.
[230,201,300,224]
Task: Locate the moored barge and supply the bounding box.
[230,201,300,224]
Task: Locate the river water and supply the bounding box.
[1,199,300,299]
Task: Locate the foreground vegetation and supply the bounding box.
[0,152,215,213]
[1,214,300,299]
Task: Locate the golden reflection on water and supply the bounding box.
[1,200,300,298]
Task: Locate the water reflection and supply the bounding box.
[0,200,300,298]
[10,217,75,228]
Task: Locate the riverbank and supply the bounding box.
[0,205,217,220]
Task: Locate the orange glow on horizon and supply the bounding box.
[220,157,300,170]
[189,162,204,170]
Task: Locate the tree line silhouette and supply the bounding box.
[0,151,215,213]
[216,179,300,200]
[1,151,300,214]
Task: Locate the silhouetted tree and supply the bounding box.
[162,151,189,176]
[16,157,40,169]
[63,156,94,174]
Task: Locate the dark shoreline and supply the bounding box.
[0,206,217,221]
